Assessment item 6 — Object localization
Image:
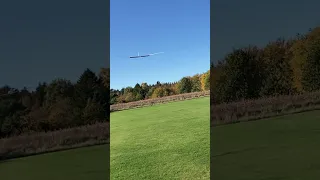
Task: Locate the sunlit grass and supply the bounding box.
[111,97,210,180]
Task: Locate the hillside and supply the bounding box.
[211,111,320,179]
[110,90,210,112]
[110,70,210,105]
[0,144,109,180]
[111,97,210,179]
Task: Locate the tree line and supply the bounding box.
[0,68,109,138]
[211,27,320,104]
[110,70,210,105]
[4,26,319,138]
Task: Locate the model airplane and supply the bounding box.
[129,52,164,58]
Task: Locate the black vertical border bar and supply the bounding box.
[107,0,111,179]
[209,0,213,179]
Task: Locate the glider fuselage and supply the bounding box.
[129,55,150,58]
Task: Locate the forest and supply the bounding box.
[0,68,109,138]
[210,27,320,104]
[110,70,210,105]
[0,66,210,139]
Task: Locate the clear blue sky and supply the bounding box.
[110,0,210,90]
[2,0,320,90]
[0,0,108,90]
[211,0,320,64]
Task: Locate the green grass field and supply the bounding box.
[211,110,320,179]
[0,144,109,180]
[5,96,319,179]
[110,97,210,180]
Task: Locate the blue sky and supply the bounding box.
[211,0,320,63]
[110,0,210,90]
[2,0,320,90]
[0,0,108,90]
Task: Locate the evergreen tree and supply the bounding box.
[179,77,192,93]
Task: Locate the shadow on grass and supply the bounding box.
[0,159,12,164]
[212,146,268,158]
[0,142,109,162]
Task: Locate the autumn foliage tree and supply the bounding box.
[259,39,295,96]
[289,27,320,92]
[200,71,210,91]
[302,39,320,92]
[191,74,202,92]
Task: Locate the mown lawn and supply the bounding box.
[111,97,210,180]
[0,144,109,180]
[211,110,320,180]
